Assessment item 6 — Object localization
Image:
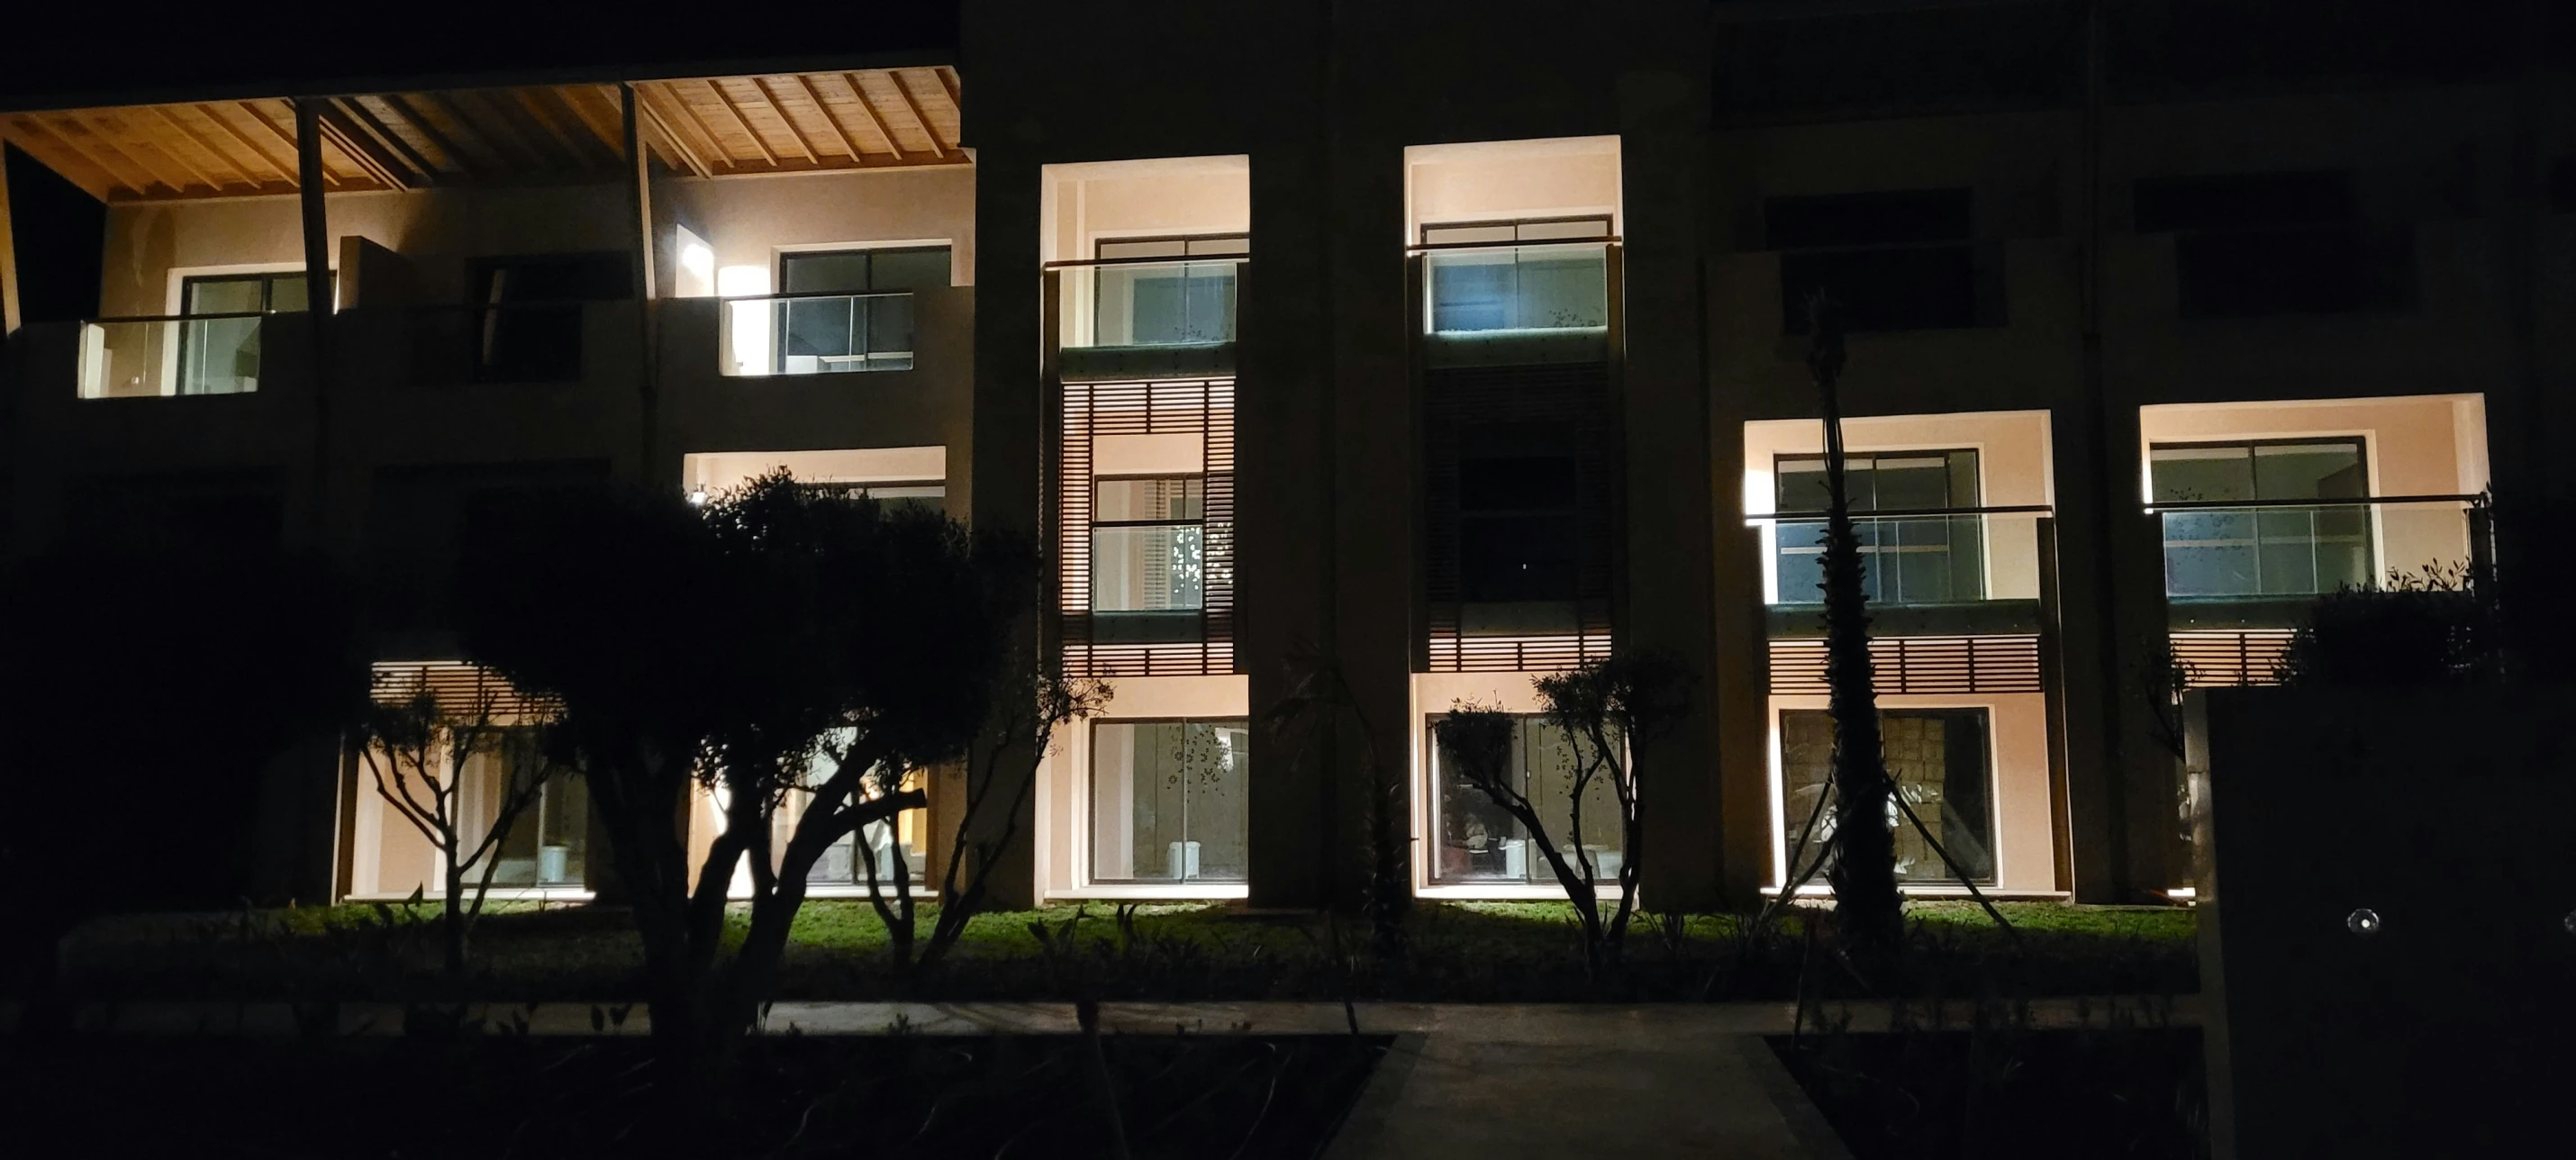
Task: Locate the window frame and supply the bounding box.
[2148,436,2376,598]
[1090,232,1246,348]
[1088,473,1210,618]
[175,269,325,396]
[771,245,948,375]
[1775,705,2000,887]
[1086,716,1252,886]
[1770,448,1987,606]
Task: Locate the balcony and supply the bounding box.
[717,291,916,377]
[76,311,288,398]
[1419,239,1612,369]
[1758,505,2054,639]
[1050,249,1243,382]
[2154,494,2481,630]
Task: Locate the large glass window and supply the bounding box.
[1092,476,1205,614]
[774,246,947,374]
[1429,715,1621,885]
[177,272,318,395]
[1422,217,1610,334]
[2151,439,2372,597]
[469,253,627,383]
[1459,450,1580,606]
[1779,708,1994,885]
[470,730,588,888]
[1090,720,1248,884]
[1092,235,1243,347]
[1773,449,1984,605]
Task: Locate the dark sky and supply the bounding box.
[0,1,961,109]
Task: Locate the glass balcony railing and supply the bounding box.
[1755,504,2052,637]
[77,312,274,398]
[1052,258,1241,352]
[719,291,915,376]
[2149,494,2481,626]
[1423,241,1610,335]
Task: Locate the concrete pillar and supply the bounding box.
[969,150,1048,909]
[1617,49,1741,911]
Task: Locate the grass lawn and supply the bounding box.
[50,899,2196,1004]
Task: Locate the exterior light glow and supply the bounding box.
[2346,908,2382,936]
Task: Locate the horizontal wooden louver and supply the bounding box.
[1058,378,1237,678]
[1768,635,2045,695]
[368,661,558,722]
[2169,630,2295,689]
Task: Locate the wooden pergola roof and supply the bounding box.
[0,67,965,202]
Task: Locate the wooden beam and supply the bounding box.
[196,103,297,184]
[0,144,20,332]
[403,92,505,175]
[337,97,447,183]
[512,86,604,168]
[750,77,820,165]
[5,116,123,199]
[701,78,777,167]
[840,72,906,162]
[375,95,478,177]
[640,84,733,174]
[453,88,552,172]
[73,113,197,194]
[19,116,152,196]
[243,103,340,187]
[931,65,962,131]
[635,95,712,179]
[142,105,241,191]
[789,73,866,163]
[887,69,947,159]
[313,106,411,191]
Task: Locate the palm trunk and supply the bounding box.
[1810,296,1903,963]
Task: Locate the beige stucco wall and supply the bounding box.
[1039,674,1251,900]
[2139,394,2488,577]
[1403,136,1622,241]
[658,166,978,293]
[1742,410,2055,603]
[1767,691,2056,896]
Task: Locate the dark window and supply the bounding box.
[2134,171,2372,317]
[1458,450,1580,604]
[774,246,947,373]
[1773,449,1984,605]
[177,271,326,395]
[1769,189,1978,333]
[468,253,628,383]
[1781,707,1994,884]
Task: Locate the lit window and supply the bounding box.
[1090,720,1248,884]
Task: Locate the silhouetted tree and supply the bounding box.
[0,546,361,1014]
[457,471,1034,1088]
[1806,293,1905,962]
[1431,649,1689,976]
[354,675,565,976]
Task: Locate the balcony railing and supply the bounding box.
[77,312,275,398]
[1050,255,1243,350]
[1754,504,2052,629]
[2148,494,2482,626]
[717,290,915,377]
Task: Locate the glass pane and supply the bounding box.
[1521,718,1621,882]
[1429,252,1513,332]
[180,316,262,395]
[1885,710,1994,884]
[1512,249,1607,329]
[2150,446,2255,503]
[1775,520,1828,604]
[185,276,264,314]
[2163,511,2258,596]
[1095,476,1203,521]
[780,252,874,295]
[2253,441,2366,499]
[268,274,314,313]
[782,297,856,358]
[1091,720,1249,883]
[1091,526,1205,612]
[863,295,916,366]
[1775,458,1832,513]
[865,248,951,292]
[1778,711,1836,874]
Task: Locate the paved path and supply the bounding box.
[9,998,2197,1159]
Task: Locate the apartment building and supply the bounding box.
[1,0,2564,911]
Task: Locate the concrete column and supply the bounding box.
[1239,32,1338,909]
[969,150,1048,909]
[1618,54,1741,911]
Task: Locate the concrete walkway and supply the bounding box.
[6,998,2198,1159]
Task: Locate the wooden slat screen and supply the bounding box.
[1423,362,1617,674]
[1058,378,1237,678]
[2170,630,2295,689]
[368,661,558,722]
[1767,635,2045,695]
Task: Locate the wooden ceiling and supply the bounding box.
[0,67,965,203]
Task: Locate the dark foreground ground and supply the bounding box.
[0,1031,1390,1159]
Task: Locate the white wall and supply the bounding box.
[1403,136,1622,242]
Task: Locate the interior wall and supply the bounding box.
[1403,137,1622,240]
[2139,394,2488,575]
[1040,158,1251,263]
[1766,691,2056,895]
[1742,411,2055,603]
[680,445,948,495]
[1039,674,1249,899]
